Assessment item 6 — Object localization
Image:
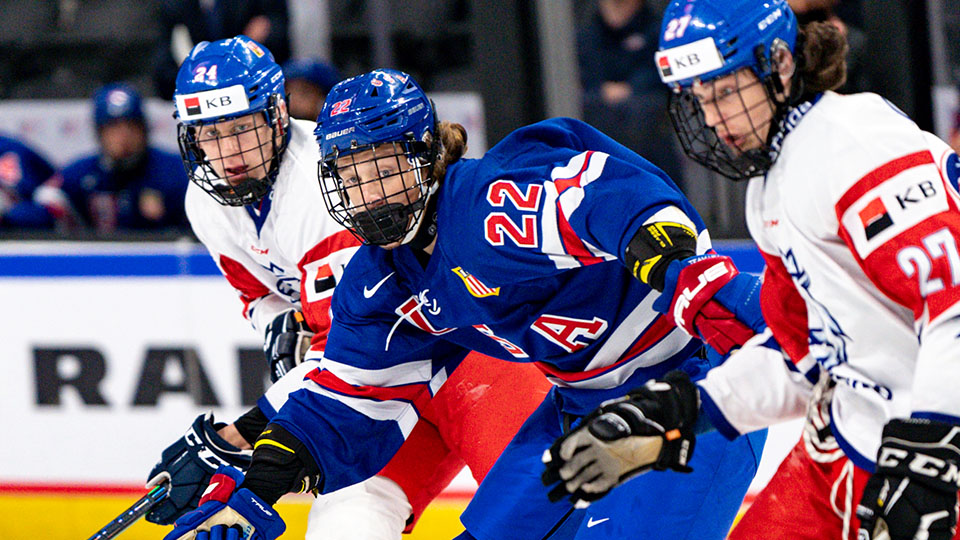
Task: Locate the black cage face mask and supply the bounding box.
[178,97,288,207]
[319,139,436,246]
[668,69,780,181]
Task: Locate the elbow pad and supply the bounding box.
[624,219,698,291]
[243,423,322,505]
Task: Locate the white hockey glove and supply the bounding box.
[541,371,699,507]
[856,418,960,540]
[263,310,314,382]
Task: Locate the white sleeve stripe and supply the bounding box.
[541,180,581,270]
[318,358,434,387]
[550,151,589,180]
[581,238,617,261]
[583,291,661,371]
[545,330,694,390]
[303,378,420,438]
[555,152,608,219]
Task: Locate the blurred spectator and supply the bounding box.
[0,135,70,229]
[577,0,684,188]
[282,58,341,121]
[153,0,291,99]
[60,83,189,235]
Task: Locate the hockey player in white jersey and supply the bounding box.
[547,1,960,539]
[145,35,550,539]
[550,1,960,539]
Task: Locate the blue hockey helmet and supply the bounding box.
[655,0,797,90]
[314,69,439,246]
[93,83,145,129]
[656,0,799,180]
[173,35,289,206]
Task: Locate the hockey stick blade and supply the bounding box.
[86,474,171,540]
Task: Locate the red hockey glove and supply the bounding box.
[652,255,761,355]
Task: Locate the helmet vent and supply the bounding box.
[371,88,380,97]
[248,85,260,94]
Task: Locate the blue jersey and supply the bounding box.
[273,118,711,492]
[0,135,58,228]
[60,147,189,231]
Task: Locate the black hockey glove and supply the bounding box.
[541,370,699,507]
[145,412,252,525]
[856,418,960,540]
[243,423,323,505]
[263,309,314,382]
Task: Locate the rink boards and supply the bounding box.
[0,240,796,539]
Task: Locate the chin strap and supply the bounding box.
[406,185,440,251]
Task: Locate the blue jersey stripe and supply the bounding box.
[0,246,220,277]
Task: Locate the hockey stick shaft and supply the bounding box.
[86,479,171,540]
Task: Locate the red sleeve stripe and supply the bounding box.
[305,367,432,413]
[296,229,363,272]
[553,150,593,194]
[759,250,811,366]
[552,151,606,266]
[557,207,605,266]
[219,254,271,319]
[835,151,933,219]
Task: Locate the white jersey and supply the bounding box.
[699,91,960,470]
[185,118,361,346]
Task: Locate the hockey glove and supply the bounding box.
[651,254,763,356]
[146,413,252,525]
[541,371,699,507]
[263,310,314,383]
[164,466,285,540]
[856,418,960,540]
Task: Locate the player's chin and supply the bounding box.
[378,240,404,250]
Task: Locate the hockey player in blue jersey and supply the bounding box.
[60,83,190,234]
[164,69,767,540]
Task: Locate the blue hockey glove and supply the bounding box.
[263,310,314,382]
[856,418,960,540]
[652,254,764,355]
[541,371,699,507]
[146,413,252,525]
[164,466,285,540]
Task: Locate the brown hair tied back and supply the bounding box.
[430,121,468,182]
[796,21,849,93]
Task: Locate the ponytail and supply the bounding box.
[796,21,848,93]
[429,121,468,182]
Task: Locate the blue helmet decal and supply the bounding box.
[174,35,285,123]
[93,83,144,128]
[314,69,435,162]
[656,0,797,88]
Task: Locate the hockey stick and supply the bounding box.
[86,473,171,540]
